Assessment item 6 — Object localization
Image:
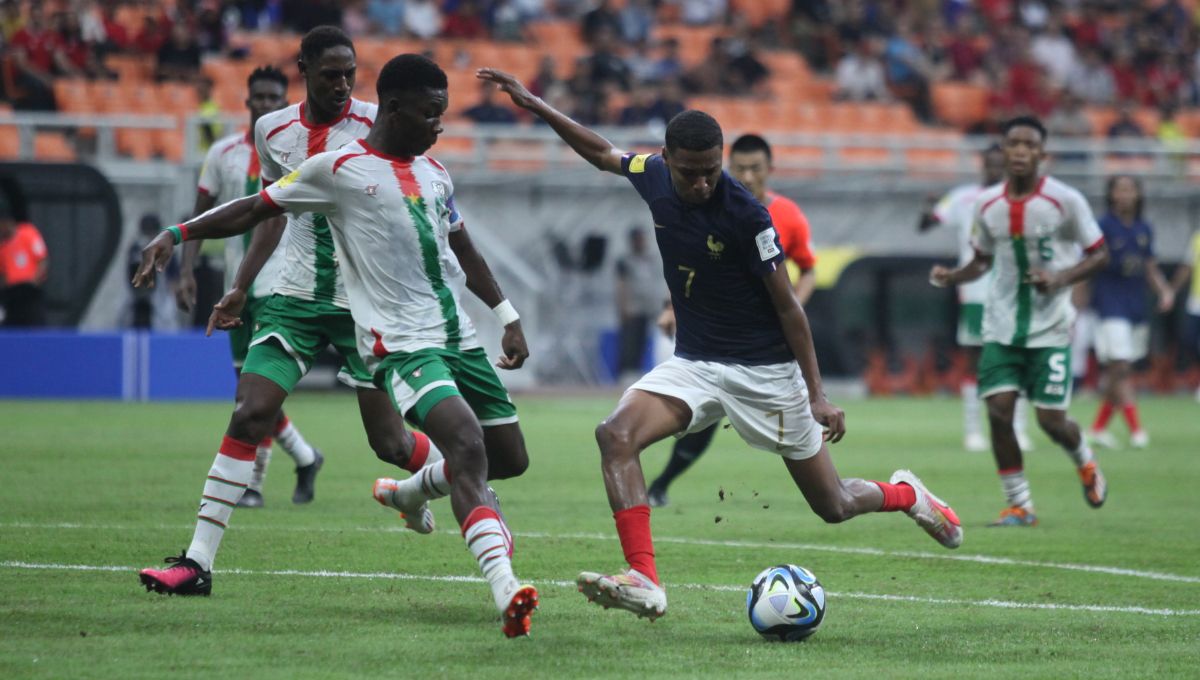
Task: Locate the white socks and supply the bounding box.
[1014,395,1030,442]
[391,458,452,508]
[999,468,1033,511]
[187,438,256,571]
[248,442,271,493]
[274,417,316,467]
[962,381,983,440]
[462,507,518,612]
[1065,439,1094,467]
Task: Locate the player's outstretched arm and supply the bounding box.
[930,251,992,288]
[131,194,283,289]
[764,265,846,443]
[476,68,625,175]
[448,228,529,370]
[204,215,287,336]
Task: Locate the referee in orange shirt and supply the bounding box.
[647,133,818,506]
[0,200,49,327]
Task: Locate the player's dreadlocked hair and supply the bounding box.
[730,133,772,162]
[247,65,287,90]
[1001,115,1048,142]
[299,25,355,65]
[665,110,723,153]
[376,54,447,99]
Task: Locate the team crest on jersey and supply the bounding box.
[276,168,301,188]
[707,234,725,260]
[365,184,378,196]
[281,151,291,163]
[432,181,448,198]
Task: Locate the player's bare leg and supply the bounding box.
[1037,406,1106,508]
[229,373,325,504]
[421,397,536,637]
[986,391,1037,526]
[1091,360,1139,448]
[359,387,441,533]
[782,445,962,548]
[482,423,530,480]
[579,389,690,620]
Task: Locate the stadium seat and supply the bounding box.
[931,82,988,129]
[33,132,77,162]
[117,128,155,161]
[652,25,729,66]
[0,126,20,158]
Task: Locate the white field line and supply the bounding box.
[5,521,1199,586]
[2,560,1198,618]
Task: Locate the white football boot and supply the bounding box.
[577,568,667,620]
[372,478,435,534]
[890,469,963,549]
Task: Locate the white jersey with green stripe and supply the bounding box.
[197,130,286,299]
[253,99,377,309]
[971,176,1104,348]
[261,139,480,361]
[932,182,990,305]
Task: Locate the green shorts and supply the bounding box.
[240,294,374,393]
[375,347,518,429]
[229,296,270,368]
[957,302,984,348]
[977,342,1072,410]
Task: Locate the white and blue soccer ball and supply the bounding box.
[746,564,826,641]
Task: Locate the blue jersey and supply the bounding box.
[1092,212,1153,322]
[620,152,790,365]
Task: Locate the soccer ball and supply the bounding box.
[746,564,826,641]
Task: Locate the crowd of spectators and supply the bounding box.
[3,0,1200,135]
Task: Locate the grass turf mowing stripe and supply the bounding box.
[3,560,1198,617]
[5,521,1198,585]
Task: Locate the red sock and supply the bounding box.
[1122,404,1141,432]
[220,435,257,462]
[273,415,290,436]
[402,432,432,473]
[613,505,658,584]
[1092,401,1114,431]
[875,482,917,512]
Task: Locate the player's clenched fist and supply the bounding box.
[928,264,954,288]
[496,322,529,370]
[132,232,176,288]
[811,398,846,443]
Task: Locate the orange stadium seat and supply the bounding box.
[0,126,20,158]
[33,132,76,162]
[117,128,155,160]
[931,82,988,129]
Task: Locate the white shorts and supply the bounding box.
[1094,318,1149,363]
[629,357,825,460]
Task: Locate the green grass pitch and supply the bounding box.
[2,394,1198,678]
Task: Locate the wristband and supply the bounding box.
[492,299,520,326]
[164,224,188,244]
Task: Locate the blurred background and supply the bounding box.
[1,0,1199,400]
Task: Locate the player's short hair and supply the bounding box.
[983,142,1003,155]
[299,25,354,65]
[665,110,723,153]
[1104,174,1144,218]
[247,65,287,90]
[730,134,772,162]
[1001,115,1048,143]
[376,54,448,100]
